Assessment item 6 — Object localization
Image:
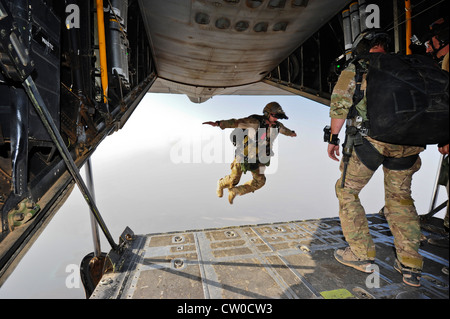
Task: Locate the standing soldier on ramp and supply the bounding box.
[326,32,431,287]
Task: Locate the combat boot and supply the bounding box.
[228,188,238,204]
[217,179,225,197]
[394,259,421,287]
[334,247,375,273]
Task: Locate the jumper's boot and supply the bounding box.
[228,188,238,204]
[217,178,226,198]
[228,181,263,205]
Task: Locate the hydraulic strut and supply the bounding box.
[22,76,119,251]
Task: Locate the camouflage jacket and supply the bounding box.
[217,115,295,164]
[330,62,424,157]
[217,115,295,137]
[329,62,366,120]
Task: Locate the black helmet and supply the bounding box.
[352,30,390,56]
[422,18,449,52]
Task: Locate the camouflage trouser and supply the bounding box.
[336,151,423,270]
[219,158,266,196]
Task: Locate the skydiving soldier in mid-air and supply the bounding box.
[203,102,297,204]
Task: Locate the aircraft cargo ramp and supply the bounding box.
[88,214,448,300]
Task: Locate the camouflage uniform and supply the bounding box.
[330,62,424,270]
[221,158,267,197]
[217,116,295,198]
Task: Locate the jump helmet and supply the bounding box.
[263,102,288,120]
[351,30,391,57]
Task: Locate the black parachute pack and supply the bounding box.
[360,52,449,146]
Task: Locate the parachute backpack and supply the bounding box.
[229,115,278,173]
[363,52,449,146]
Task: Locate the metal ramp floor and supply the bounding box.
[89,214,449,299]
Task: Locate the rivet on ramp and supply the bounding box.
[172,258,185,269]
[100,278,114,285]
[298,245,311,253]
[172,235,185,243]
[225,230,236,238]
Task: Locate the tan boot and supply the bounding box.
[228,188,238,204]
[217,179,224,197]
[394,259,422,287]
[334,247,375,273]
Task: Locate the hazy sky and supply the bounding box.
[0,93,445,298]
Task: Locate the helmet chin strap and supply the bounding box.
[428,41,448,62]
